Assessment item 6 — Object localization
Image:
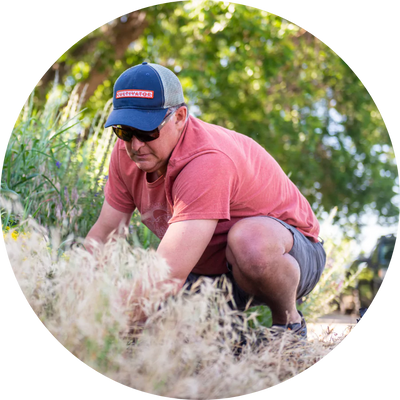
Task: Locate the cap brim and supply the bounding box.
[104,108,169,131]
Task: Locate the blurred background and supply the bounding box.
[2,0,398,314]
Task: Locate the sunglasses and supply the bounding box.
[112,108,178,143]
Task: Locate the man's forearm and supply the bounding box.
[84,235,187,325]
[84,229,105,254]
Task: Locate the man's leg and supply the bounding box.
[226,216,301,325]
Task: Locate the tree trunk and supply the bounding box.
[37,11,148,103]
[78,10,148,104]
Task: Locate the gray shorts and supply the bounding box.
[184,216,326,310]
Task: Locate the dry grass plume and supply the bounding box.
[4,218,347,399]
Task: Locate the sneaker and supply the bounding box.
[232,320,271,356]
[235,327,270,355]
[271,310,307,339]
[234,311,307,356]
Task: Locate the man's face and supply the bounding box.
[123,107,187,178]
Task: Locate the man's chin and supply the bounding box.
[134,160,155,173]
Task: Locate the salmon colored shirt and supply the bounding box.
[105,116,320,275]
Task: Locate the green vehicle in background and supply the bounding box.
[339,234,396,314]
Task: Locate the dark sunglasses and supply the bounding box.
[112,108,178,143]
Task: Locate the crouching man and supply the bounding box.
[85,62,326,337]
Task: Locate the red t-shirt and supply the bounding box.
[105,116,320,275]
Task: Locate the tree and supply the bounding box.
[37,10,148,104]
[31,1,399,235]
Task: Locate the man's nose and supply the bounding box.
[130,136,145,152]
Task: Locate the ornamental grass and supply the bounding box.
[3,214,349,399]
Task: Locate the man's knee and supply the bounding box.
[226,217,293,277]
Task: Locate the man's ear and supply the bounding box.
[175,106,187,127]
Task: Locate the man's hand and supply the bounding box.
[121,220,218,323]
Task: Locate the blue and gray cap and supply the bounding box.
[104,62,185,131]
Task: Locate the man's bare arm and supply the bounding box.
[157,219,219,291]
[128,219,217,323]
[84,199,133,253]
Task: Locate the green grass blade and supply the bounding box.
[41,174,61,196]
[13,174,40,188]
[30,149,56,160]
[50,121,80,141]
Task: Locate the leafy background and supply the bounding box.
[1,0,398,266]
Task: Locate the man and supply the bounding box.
[85,62,326,337]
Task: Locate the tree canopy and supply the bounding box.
[35,0,398,236]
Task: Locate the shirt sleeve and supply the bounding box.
[169,152,237,223]
[104,143,136,214]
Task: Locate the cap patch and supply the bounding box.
[116,90,154,99]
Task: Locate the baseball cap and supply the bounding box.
[104,62,185,131]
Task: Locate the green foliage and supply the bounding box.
[1,85,113,238]
[38,1,397,235]
[129,211,161,249]
[1,85,161,248]
[2,1,395,337]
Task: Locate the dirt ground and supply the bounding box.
[307,312,358,340]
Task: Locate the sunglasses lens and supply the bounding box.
[134,130,159,142]
[112,126,159,142]
[113,127,132,141]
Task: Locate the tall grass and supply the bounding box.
[4,218,345,398]
[1,84,158,246]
